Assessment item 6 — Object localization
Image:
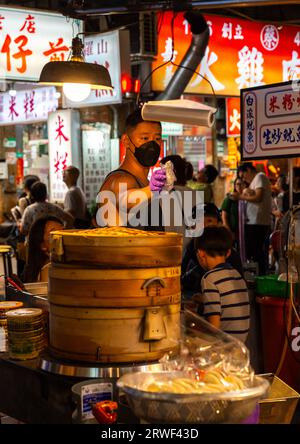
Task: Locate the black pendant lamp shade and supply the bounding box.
[39,36,113,90]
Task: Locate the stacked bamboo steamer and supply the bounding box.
[0,301,24,352]
[6,308,47,360]
[49,227,183,363]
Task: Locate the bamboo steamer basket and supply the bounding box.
[6,308,47,360]
[49,303,181,363]
[48,263,181,308]
[50,227,183,268]
[0,301,24,352]
[48,227,183,363]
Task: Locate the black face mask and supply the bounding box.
[131,140,161,167]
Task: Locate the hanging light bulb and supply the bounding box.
[63,82,91,102]
[39,36,112,99]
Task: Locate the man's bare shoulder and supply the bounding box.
[100,171,139,193]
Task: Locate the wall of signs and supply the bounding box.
[0,6,82,81]
[82,124,111,205]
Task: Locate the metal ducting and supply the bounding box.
[156,10,209,101]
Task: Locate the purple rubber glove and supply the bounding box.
[150,168,166,192]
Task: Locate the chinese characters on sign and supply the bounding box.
[0,7,82,81]
[226,97,241,137]
[48,109,81,202]
[82,126,111,205]
[241,81,300,159]
[0,86,58,125]
[153,12,300,96]
[243,93,256,155]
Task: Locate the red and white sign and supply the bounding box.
[153,12,300,96]
[48,109,81,202]
[241,80,300,160]
[0,6,82,81]
[0,86,58,125]
[226,97,241,137]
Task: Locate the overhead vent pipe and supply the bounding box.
[156,10,209,100]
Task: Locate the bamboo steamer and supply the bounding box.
[49,303,181,363]
[50,227,182,268]
[48,263,181,308]
[48,227,182,363]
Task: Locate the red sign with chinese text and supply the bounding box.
[153,13,300,96]
[226,97,241,137]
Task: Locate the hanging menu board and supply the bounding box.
[241,80,300,160]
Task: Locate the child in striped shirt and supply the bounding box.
[195,226,250,342]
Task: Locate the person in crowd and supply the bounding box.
[63,166,90,228]
[21,182,73,237]
[160,155,200,251]
[195,226,250,343]
[272,174,289,229]
[181,203,243,297]
[231,162,272,275]
[97,108,166,230]
[11,175,40,278]
[187,164,218,203]
[23,216,64,283]
[11,175,40,222]
[221,177,244,243]
[292,167,300,206]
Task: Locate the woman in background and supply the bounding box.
[160,155,198,252]
[22,216,63,283]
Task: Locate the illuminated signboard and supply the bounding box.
[0,6,82,81]
[153,12,300,96]
[241,80,300,160]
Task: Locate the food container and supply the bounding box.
[50,227,182,268]
[48,227,182,363]
[117,371,269,424]
[258,373,300,424]
[6,308,47,360]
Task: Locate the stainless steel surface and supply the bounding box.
[117,371,269,424]
[37,353,164,378]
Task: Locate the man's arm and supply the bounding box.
[231,187,263,203]
[239,187,263,203]
[54,205,74,228]
[20,207,31,235]
[206,314,221,329]
[64,190,78,218]
[201,275,221,329]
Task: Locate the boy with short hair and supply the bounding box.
[195,226,250,342]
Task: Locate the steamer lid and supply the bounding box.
[0,301,24,311]
[6,308,43,319]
